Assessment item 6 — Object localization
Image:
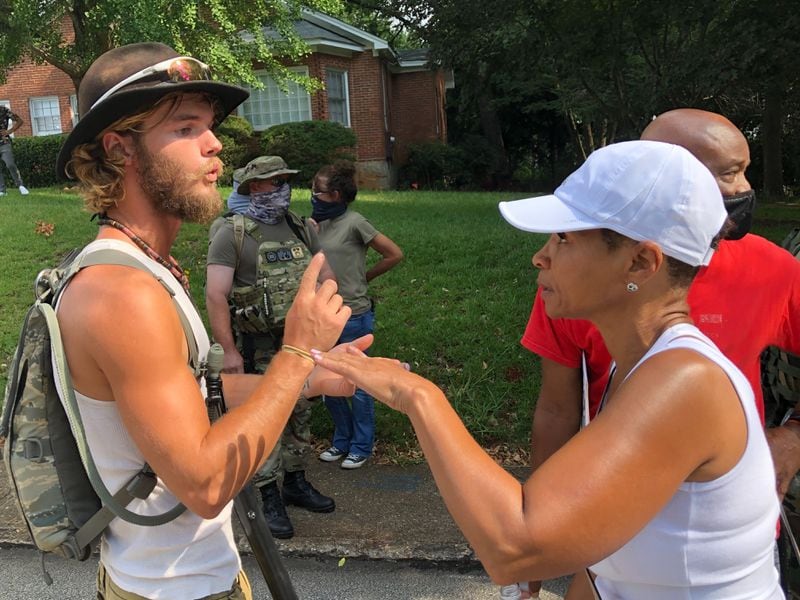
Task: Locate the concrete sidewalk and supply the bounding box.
[0,456,568,597]
[272,458,512,562]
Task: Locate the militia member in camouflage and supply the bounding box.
[54,43,362,599]
[207,155,336,539]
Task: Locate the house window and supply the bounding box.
[69,94,79,126]
[29,96,62,136]
[238,67,312,130]
[326,69,350,127]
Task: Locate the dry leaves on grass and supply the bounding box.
[311,438,530,467]
[35,221,55,237]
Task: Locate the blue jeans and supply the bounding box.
[0,143,23,192]
[324,308,375,457]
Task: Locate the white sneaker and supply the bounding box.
[19,185,29,195]
[319,447,347,462]
[0,191,5,196]
[341,453,368,469]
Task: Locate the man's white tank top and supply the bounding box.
[591,323,781,599]
[61,239,239,599]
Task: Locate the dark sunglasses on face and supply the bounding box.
[91,57,213,111]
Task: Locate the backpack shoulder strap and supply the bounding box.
[49,246,191,532]
[66,247,200,378]
[43,302,186,530]
[286,211,308,246]
[230,213,256,271]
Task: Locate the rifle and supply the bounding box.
[206,343,299,600]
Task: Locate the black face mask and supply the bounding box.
[311,195,347,222]
[722,189,756,240]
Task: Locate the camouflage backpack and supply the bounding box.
[221,212,312,335]
[1,246,192,577]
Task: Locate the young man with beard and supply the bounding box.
[55,42,364,599]
[521,109,800,599]
[206,156,336,539]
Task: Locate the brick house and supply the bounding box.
[0,9,452,189]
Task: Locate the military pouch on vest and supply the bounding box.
[230,238,311,334]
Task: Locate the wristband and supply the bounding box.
[281,344,315,365]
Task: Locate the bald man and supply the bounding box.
[521,108,800,599]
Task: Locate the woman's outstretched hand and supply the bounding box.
[311,345,430,415]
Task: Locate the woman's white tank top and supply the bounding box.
[591,323,781,599]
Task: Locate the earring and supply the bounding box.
[626,282,639,293]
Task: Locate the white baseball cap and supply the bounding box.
[498,140,726,266]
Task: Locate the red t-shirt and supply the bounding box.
[521,234,800,422]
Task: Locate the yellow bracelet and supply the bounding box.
[281,344,315,365]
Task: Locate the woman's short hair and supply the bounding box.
[316,160,358,203]
[600,221,730,288]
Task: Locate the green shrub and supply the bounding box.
[11,134,68,188]
[216,115,262,186]
[400,141,466,190]
[261,120,356,187]
[456,134,506,188]
[217,114,253,143]
[216,134,243,186]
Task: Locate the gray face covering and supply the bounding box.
[244,183,291,225]
[722,189,756,240]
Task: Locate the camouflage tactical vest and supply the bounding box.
[227,212,311,335]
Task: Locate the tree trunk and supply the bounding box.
[763,83,784,198]
[474,65,510,184]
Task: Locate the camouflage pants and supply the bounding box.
[96,563,252,600]
[239,332,312,487]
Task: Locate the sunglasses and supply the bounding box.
[91,57,213,111]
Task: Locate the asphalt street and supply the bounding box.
[0,546,569,599]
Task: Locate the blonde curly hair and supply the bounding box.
[66,93,220,213]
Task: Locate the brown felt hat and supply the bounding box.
[56,42,249,180]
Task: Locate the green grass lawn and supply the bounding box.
[0,186,542,454]
[2,187,800,455]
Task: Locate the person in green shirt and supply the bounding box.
[310,160,403,469]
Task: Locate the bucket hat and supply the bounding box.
[498,140,726,267]
[57,42,249,179]
[236,156,299,194]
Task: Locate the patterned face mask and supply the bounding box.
[245,183,291,225]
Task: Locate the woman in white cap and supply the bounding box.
[310,140,782,598]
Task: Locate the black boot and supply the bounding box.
[282,470,336,513]
[259,481,294,539]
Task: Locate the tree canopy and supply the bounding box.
[351,0,800,194]
[0,0,343,91]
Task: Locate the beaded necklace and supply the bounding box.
[96,215,190,292]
